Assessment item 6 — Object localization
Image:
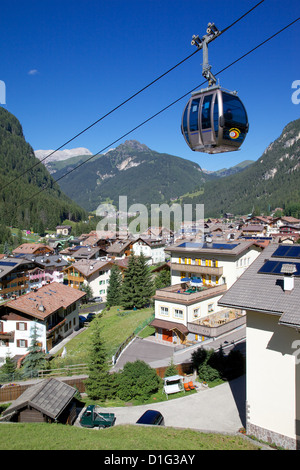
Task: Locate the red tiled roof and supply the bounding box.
[4,282,85,320]
[12,243,53,254]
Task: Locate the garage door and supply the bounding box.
[162,329,173,342]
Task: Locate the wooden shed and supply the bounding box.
[1,378,79,425]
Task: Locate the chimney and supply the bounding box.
[281,263,296,292]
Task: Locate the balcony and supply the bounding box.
[153,282,227,305]
[188,309,246,338]
[0,330,15,341]
[171,262,223,277]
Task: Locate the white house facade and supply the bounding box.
[151,240,261,345]
[0,282,86,363]
[219,243,300,450]
[131,238,166,265]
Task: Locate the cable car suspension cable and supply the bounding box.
[15,16,300,211]
[1,1,267,192]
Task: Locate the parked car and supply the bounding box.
[86,312,97,321]
[88,296,103,303]
[79,405,115,429]
[136,410,164,426]
[79,315,87,326]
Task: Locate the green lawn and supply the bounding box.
[51,306,154,366]
[0,423,260,450]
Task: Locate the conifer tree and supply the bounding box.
[120,252,138,309]
[135,252,155,308]
[106,265,122,307]
[22,322,48,378]
[85,316,112,400]
[0,352,18,381]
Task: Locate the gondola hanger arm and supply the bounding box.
[191,23,221,86]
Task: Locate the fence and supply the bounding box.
[37,364,89,378]
[0,376,88,403]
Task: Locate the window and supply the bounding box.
[201,94,212,129]
[190,98,200,131]
[160,306,169,316]
[16,322,27,331]
[17,339,28,348]
[193,308,200,318]
[208,303,214,313]
[174,309,183,319]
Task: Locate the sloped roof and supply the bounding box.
[3,282,86,320]
[218,243,300,329]
[68,259,113,277]
[12,243,53,255]
[2,378,76,420]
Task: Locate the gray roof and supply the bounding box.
[3,378,77,419]
[218,243,300,329]
[25,254,68,269]
[166,239,260,257]
[0,258,33,280]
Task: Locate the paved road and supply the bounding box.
[77,375,246,434]
[112,326,246,371]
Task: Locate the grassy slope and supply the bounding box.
[0,423,259,450]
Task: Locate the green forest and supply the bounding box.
[0,108,87,231]
[180,118,300,218]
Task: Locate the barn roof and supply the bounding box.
[2,378,77,420]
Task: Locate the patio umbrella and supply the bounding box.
[190,278,203,287]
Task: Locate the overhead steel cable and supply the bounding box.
[0,0,266,192]
[15,15,299,213]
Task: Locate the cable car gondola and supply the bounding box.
[181,23,249,154]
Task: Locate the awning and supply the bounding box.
[150,318,189,335]
[181,277,190,282]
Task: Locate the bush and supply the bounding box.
[115,360,162,402]
[191,345,245,383]
[198,363,220,382]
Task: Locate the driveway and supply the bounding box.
[77,375,246,434]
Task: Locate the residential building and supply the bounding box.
[64,259,113,300]
[168,239,262,288]
[25,254,68,291]
[219,243,300,450]
[132,237,166,265]
[12,243,53,257]
[106,239,133,259]
[0,282,85,360]
[241,224,266,237]
[151,240,262,345]
[0,257,36,301]
[56,225,72,236]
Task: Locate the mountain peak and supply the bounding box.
[118,140,150,152]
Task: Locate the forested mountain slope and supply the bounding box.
[180,118,300,218]
[0,108,86,230]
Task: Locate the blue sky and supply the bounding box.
[0,0,299,172]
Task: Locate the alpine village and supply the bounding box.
[0,7,300,452]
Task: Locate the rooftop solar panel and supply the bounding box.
[258,260,300,276]
[272,245,300,259]
[178,242,238,250]
[0,261,18,267]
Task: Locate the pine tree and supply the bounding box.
[121,253,155,309]
[135,252,155,308]
[106,265,122,308]
[0,352,18,381]
[120,253,138,309]
[85,316,112,400]
[22,322,48,378]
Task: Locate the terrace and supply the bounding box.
[153,281,227,305]
[188,308,246,338]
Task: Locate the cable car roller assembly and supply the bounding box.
[181,23,249,154]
